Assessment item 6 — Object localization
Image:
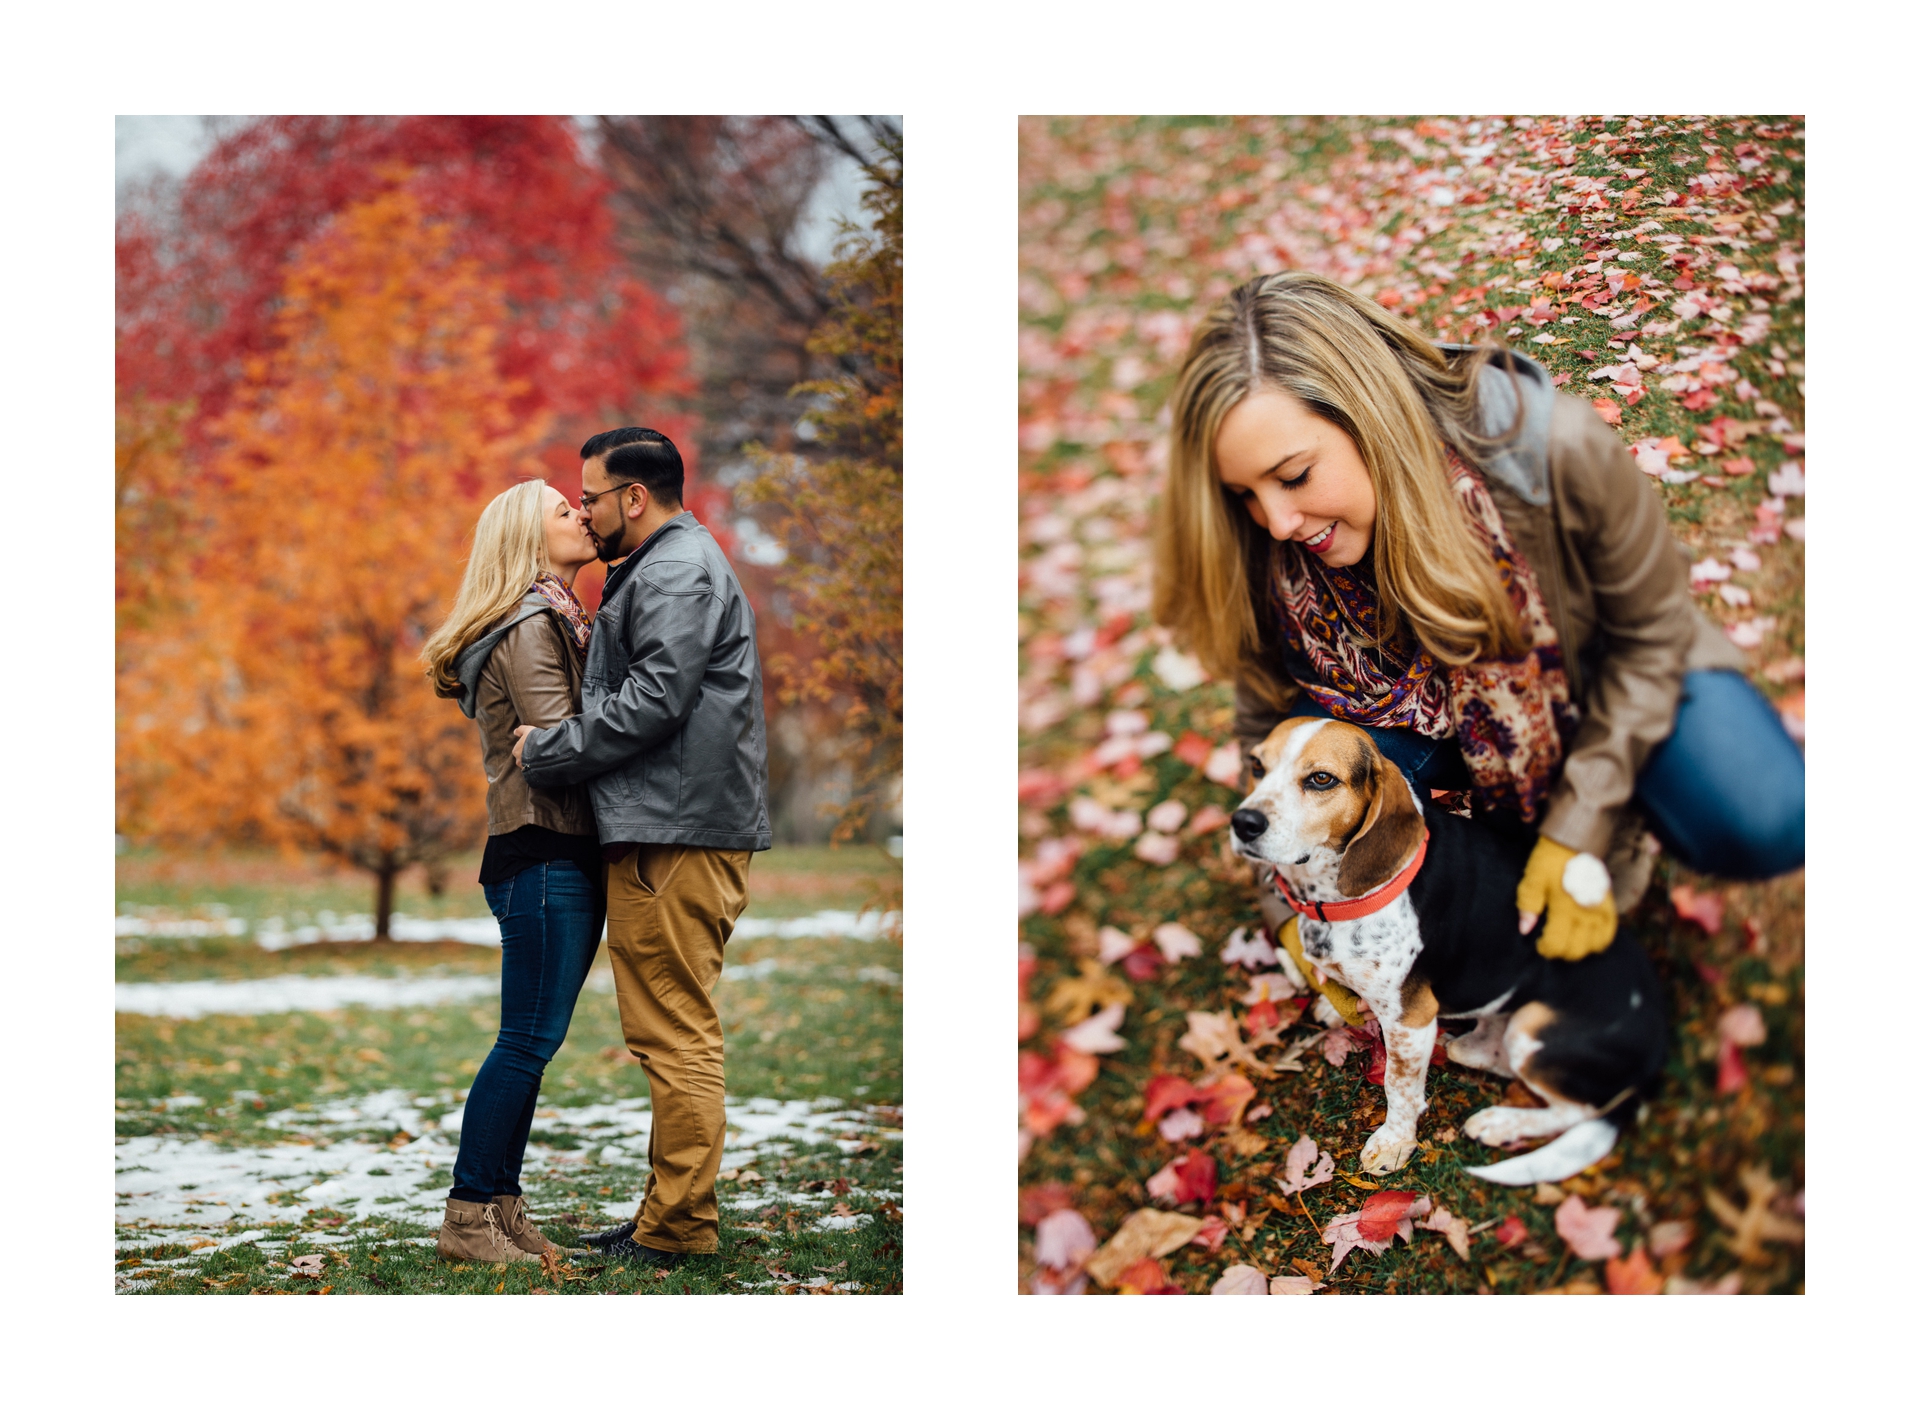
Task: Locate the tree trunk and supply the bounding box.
[374,865,397,942]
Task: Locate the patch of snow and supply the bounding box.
[732,910,899,942]
[813,1214,872,1231]
[116,974,499,1018]
[255,913,504,950]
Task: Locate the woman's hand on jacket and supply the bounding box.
[1516,834,1617,961]
[512,725,533,767]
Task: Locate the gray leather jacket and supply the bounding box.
[519,514,772,851]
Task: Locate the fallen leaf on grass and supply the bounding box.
[1032,1211,1096,1295]
[1716,1003,1766,1093]
[1323,1192,1431,1271]
[1085,1209,1206,1287]
[1416,1203,1473,1261]
[1194,1071,1258,1127]
[1115,1257,1183,1294]
[1704,1165,1803,1264]
[1191,1215,1231,1252]
[1670,884,1724,933]
[1493,1215,1529,1247]
[1059,1002,1127,1054]
[1591,397,1622,426]
[1268,1275,1324,1294]
[1646,1220,1693,1259]
[287,1254,325,1279]
[1667,1271,1742,1294]
[1554,1196,1623,1261]
[1043,959,1132,1026]
[1178,1010,1275,1076]
[1151,922,1204,962]
[1604,1246,1664,1294]
[1210,1264,1269,1295]
[1275,1135,1335,1198]
[1146,1151,1217,1206]
[1221,925,1278,970]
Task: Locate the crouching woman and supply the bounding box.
[1154,271,1803,974]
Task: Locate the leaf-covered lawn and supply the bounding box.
[116,846,902,1295]
[1018,116,1804,1296]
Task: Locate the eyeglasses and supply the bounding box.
[578,481,636,511]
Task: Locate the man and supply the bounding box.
[512,426,771,1267]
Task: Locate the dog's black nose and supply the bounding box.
[1230,808,1268,841]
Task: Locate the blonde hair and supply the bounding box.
[1153,271,1527,706]
[421,479,552,697]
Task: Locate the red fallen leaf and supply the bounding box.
[1682,388,1717,411]
[1670,885,1724,934]
[1050,1041,1100,1095]
[1039,882,1076,915]
[1722,456,1754,476]
[1173,732,1215,769]
[1578,349,1598,361]
[1245,999,1281,1033]
[1115,1257,1181,1294]
[1716,1040,1749,1094]
[1023,1090,1082,1137]
[1019,1004,1040,1041]
[1191,1214,1231,1252]
[1551,371,1572,387]
[1356,1190,1421,1242]
[1494,1216,1529,1247]
[1170,1151,1218,1203]
[1366,1039,1387,1086]
[1605,1246,1664,1295]
[1188,803,1231,836]
[1019,1183,1078,1226]
[1017,1050,1057,1096]
[1121,946,1163,981]
[1143,1074,1201,1123]
[1592,398,1622,426]
[1194,1071,1257,1127]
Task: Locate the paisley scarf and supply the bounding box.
[1270,450,1577,822]
[530,572,593,656]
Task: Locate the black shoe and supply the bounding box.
[602,1236,684,1269]
[576,1219,636,1249]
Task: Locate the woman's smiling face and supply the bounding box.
[1214,387,1377,569]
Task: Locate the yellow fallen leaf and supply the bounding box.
[1085,1209,1206,1288]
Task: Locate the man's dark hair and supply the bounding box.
[580,427,684,507]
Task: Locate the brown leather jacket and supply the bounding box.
[472,610,596,839]
[1234,390,1745,858]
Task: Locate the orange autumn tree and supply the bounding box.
[120,182,548,936]
[739,130,902,843]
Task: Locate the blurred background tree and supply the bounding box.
[738,125,902,845]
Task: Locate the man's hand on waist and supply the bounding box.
[512,725,535,768]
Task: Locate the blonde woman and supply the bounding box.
[420,479,602,1264]
[1156,271,1802,965]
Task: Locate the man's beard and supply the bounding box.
[594,522,630,562]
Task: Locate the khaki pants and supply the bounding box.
[605,843,751,1254]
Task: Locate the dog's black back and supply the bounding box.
[1404,809,1667,1120]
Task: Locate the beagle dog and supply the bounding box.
[1229,717,1666,1183]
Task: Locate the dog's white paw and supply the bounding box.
[1463,1106,1536,1149]
[1360,1128,1418,1175]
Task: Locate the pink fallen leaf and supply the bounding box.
[1221,925,1278,970]
[1146,1151,1217,1206]
[1209,1264,1268,1295]
[1268,1274,1323,1294]
[1716,1040,1750,1095]
[1191,1215,1231,1252]
[1718,1004,1766,1048]
[1151,922,1203,963]
[1157,1107,1206,1142]
[1188,803,1231,835]
[1667,1271,1742,1294]
[1033,1208,1098,1272]
[1142,1073,1200,1123]
[1554,1195,1623,1260]
[1669,884,1724,934]
[1591,397,1622,426]
[1204,741,1242,786]
[1646,1220,1693,1259]
[1133,830,1180,866]
[1275,1134,1336,1197]
[1416,1203,1473,1261]
[1146,799,1188,833]
[1096,926,1138,965]
[1019,1183,1076,1226]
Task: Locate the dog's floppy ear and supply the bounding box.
[1336,742,1424,896]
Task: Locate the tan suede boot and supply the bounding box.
[435,1198,541,1263]
[491,1194,560,1257]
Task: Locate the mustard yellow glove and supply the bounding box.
[1274,913,1369,1026]
[1516,836,1617,961]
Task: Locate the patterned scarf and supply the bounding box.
[1269,450,1577,822]
[530,572,592,656]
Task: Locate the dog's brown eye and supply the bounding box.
[1305,771,1337,790]
[1249,757,1266,779]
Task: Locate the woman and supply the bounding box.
[420,480,603,1264]
[1155,271,1803,970]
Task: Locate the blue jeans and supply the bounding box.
[449,861,604,1202]
[1284,669,1804,880]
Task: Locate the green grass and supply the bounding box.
[115,845,902,1295]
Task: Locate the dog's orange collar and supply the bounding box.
[1269,829,1429,923]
